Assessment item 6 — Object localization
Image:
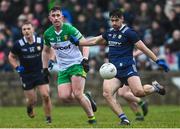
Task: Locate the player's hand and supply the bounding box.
[69,35,79,46]
[156,59,169,72]
[15,66,25,73]
[81,58,90,73]
[48,59,55,70]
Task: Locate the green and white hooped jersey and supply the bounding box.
[44,23,83,71]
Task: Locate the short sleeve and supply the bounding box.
[126,29,140,44]
[43,32,51,47]
[102,31,108,42]
[69,25,83,40]
[11,41,20,55]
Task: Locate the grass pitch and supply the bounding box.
[0,105,179,128]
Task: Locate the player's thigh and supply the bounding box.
[118,85,131,96]
[103,78,121,96]
[68,64,86,95]
[127,76,144,95]
[37,84,50,96]
[71,76,85,96]
[58,83,72,99]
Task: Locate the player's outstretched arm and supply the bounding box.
[70,35,106,46]
[133,49,143,57]
[135,40,169,72]
[135,40,158,61]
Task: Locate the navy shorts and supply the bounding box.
[20,72,49,90]
[115,64,139,86]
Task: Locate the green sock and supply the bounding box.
[138,99,143,106]
[135,112,142,116]
[88,116,96,121]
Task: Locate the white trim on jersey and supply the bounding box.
[18,39,25,46]
[23,35,36,43]
[55,30,62,35]
[36,37,41,44]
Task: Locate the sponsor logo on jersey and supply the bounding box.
[21,48,28,52]
[52,44,71,50]
[108,41,122,46]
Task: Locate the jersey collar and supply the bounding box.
[119,24,126,31]
[23,35,36,44]
[55,30,62,35]
[54,23,63,35]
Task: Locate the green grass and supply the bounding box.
[0,105,179,128]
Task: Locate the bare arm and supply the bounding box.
[42,45,53,68]
[135,40,158,62]
[80,37,89,59]
[8,52,19,69]
[50,48,56,61]
[79,35,107,46]
[133,49,143,57]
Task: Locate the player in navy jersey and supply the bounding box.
[70,9,169,125]
[8,22,52,123]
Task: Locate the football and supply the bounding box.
[99,63,117,79]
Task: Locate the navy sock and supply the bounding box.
[119,113,128,121]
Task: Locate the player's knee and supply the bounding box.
[133,89,145,97]
[103,91,112,100]
[42,94,50,102]
[74,92,83,100]
[28,98,36,105]
[58,94,71,103]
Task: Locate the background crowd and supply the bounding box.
[0,0,179,74]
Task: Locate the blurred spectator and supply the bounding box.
[0,51,12,72]
[34,1,48,28]
[11,14,26,41]
[123,2,135,27]
[166,30,180,70]
[151,20,165,47]
[136,2,151,31]
[0,0,12,26]
[86,8,108,36]
[0,0,179,72]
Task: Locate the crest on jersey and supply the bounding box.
[37,46,41,51]
[56,37,61,41]
[118,35,122,39]
[29,47,35,52]
[112,34,117,38]
[64,35,68,40]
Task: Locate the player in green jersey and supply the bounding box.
[42,6,96,124]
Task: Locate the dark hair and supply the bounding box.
[22,21,32,26]
[49,6,61,12]
[109,9,123,18]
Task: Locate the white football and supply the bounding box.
[99,63,117,79]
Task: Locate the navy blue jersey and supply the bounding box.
[11,36,43,74]
[102,25,140,69]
